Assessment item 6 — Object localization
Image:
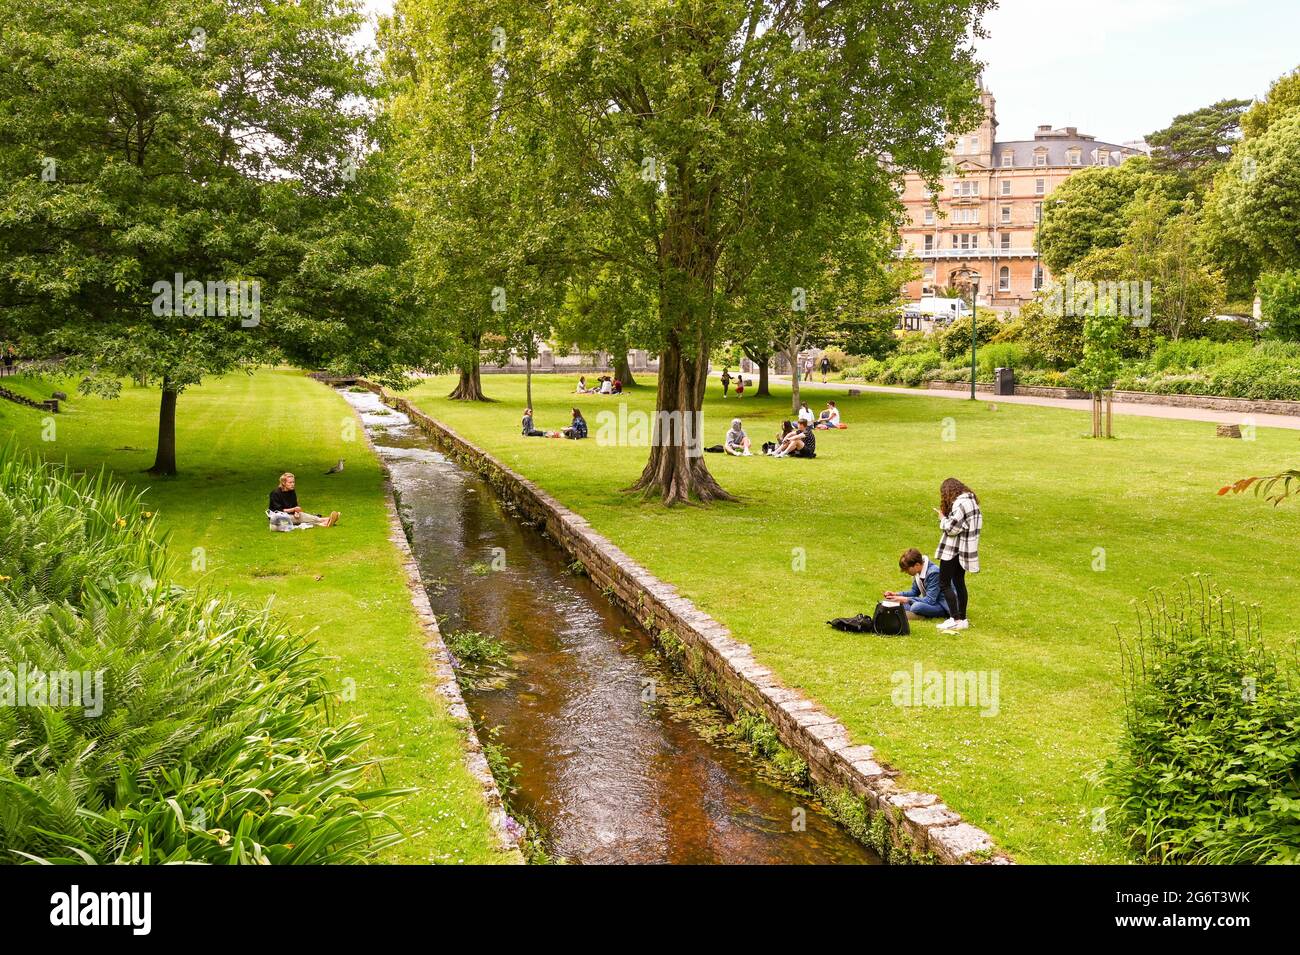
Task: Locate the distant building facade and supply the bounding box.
[898,83,1143,311]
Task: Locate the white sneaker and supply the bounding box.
[936,618,958,631]
[951,619,970,632]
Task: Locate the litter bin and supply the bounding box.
[994,367,1015,396]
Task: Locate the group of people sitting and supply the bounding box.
[576,375,622,395]
[522,406,588,439]
[799,400,844,430]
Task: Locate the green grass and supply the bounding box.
[402,371,1300,864]
[1,369,510,864]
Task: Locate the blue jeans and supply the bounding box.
[908,598,949,618]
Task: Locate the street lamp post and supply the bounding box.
[953,267,980,400]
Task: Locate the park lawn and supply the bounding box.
[0,369,510,864]
[404,372,1300,864]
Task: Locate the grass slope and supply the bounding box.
[403,371,1300,864]
[1,369,508,864]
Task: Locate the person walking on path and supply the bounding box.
[933,478,981,632]
[721,368,731,397]
[819,355,830,383]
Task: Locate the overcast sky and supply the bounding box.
[357,0,1299,143]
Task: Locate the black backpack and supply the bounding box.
[827,602,910,636]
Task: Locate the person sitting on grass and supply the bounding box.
[600,375,613,394]
[763,421,793,455]
[797,401,814,426]
[521,407,545,437]
[815,401,842,429]
[576,375,588,394]
[772,419,815,458]
[268,472,338,527]
[562,407,588,439]
[611,378,623,394]
[884,547,949,620]
[725,418,752,456]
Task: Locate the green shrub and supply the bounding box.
[976,342,1028,376]
[0,445,404,864]
[936,312,1003,361]
[1105,579,1300,864]
[1260,269,1300,342]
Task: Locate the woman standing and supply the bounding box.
[934,478,982,632]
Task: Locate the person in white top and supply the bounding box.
[816,401,841,429]
[600,376,613,394]
[797,401,814,426]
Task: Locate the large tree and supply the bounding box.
[1242,66,1300,140]
[0,0,416,474]
[1035,156,1170,275]
[406,0,989,504]
[1146,98,1250,190]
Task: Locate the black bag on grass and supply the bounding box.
[872,601,910,636]
[827,613,874,633]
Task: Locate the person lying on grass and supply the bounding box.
[770,419,816,458]
[815,401,842,429]
[268,472,338,527]
[725,418,752,456]
[884,547,949,620]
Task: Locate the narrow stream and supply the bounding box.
[344,389,877,865]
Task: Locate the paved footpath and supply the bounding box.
[725,373,1300,432]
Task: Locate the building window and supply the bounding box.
[1068,149,1081,166]
[1034,151,1047,167]
[999,266,1010,292]
[1001,152,1013,168]
[1000,233,1011,251]
[1034,202,1043,223]
[1001,180,1011,196]
[1035,177,1045,195]
[924,235,934,252]
[1033,266,1044,290]
[923,266,934,282]
[1001,205,1011,224]
[954,180,979,197]
[951,233,979,250]
[953,208,980,224]
[923,208,934,225]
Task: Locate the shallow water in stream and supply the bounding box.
[343,389,877,865]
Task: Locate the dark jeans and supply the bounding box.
[939,557,968,620]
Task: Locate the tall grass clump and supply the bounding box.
[1106,578,1300,864]
[0,444,406,864]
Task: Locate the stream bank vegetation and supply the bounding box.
[0,444,406,864]
[1105,578,1300,864]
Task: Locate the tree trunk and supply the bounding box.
[629,333,732,505]
[788,335,803,415]
[525,352,533,410]
[755,354,770,397]
[614,352,636,388]
[149,378,178,476]
[449,361,489,401]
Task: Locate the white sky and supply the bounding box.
[355,0,1300,143]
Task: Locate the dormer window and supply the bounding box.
[1067,149,1081,166]
[1033,149,1048,167]
[1001,151,1014,168]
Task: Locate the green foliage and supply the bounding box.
[1035,157,1170,274]
[1106,580,1300,864]
[1146,98,1251,189]
[1242,66,1300,140]
[1259,270,1300,342]
[729,712,808,786]
[1076,311,1126,396]
[976,342,1029,376]
[0,443,403,864]
[444,629,510,668]
[842,349,941,387]
[935,312,1002,361]
[1202,111,1300,290]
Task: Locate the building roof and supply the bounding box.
[992,127,1140,168]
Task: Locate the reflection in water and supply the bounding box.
[344,390,876,865]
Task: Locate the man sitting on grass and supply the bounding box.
[885,548,948,620]
[815,400,842,429]
[772,419,816,458]
[268,472,338,528]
